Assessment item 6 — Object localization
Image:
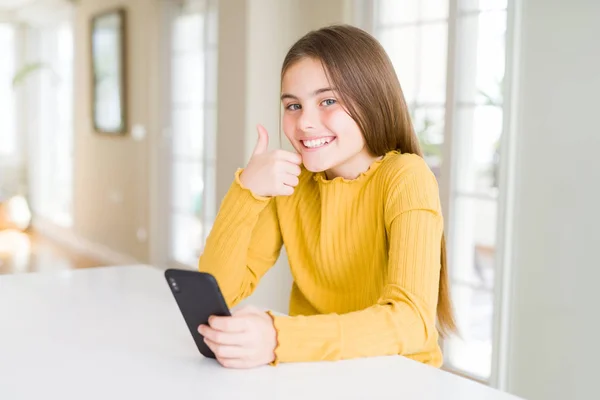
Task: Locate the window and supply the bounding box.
[28,22,74,227]
[0,24,17,182]
[374,0,509,382]
[168,0,218,267]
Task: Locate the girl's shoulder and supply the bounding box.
[378,151,442,217]
[377,151,437,186]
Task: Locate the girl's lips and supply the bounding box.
[300,136,336,151]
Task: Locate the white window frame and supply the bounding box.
[4,5,75,229]
[152,0,218,270]
[488,0,519,390]
[28,20,74,228]
[0,23,17,163]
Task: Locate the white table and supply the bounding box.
[0,265,522,399]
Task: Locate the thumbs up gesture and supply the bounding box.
[239,125,302,197]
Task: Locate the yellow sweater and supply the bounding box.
[198,150,444,367]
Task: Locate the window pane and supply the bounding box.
[448,196,497,379]
[450,196,497,288]
[26,24,74,227]
[54,23,74,226]
[460,0,507,12]
[171,160,204,215]
[204,106,217,161]
[205,48,217,105]
[422,0,449,20]
[454,106,503,195]
[377,0,419,25]
[0,24,16,157]
[172,13,203,53]
[456,11,506,105]
[445,284,493,379]
[172,108,204,159]
[380,23,451,105]
[379,26,418,104]
[412,106,445,177]
[417,22,448,104]
[171,212,203,266]
[171,52,204,105]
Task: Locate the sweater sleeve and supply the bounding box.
[198,169,283,308]
[268,162,443,363]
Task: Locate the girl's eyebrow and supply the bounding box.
[280,87,335,101]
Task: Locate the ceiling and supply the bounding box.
[0,0,74,24]
[0,0,39,12]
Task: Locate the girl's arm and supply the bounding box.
[268,165,443,364]
[198,169,283,308]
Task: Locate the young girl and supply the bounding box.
[197,24,456,369]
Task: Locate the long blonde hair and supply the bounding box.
[281,24,457,337]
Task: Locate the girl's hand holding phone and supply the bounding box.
[198,305,278,368]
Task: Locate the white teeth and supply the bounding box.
[302,138,332,148]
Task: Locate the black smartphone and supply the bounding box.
[164,268,231,359]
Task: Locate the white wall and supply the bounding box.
[506,0,600,399]
[72,0,161,263]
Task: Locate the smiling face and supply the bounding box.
[280,57,377,179]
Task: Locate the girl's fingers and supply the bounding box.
[199,324,248,346]
[204,337,249,359]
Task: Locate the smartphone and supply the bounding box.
[164,268,231,359]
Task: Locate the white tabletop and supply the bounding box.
[0,265,522,400]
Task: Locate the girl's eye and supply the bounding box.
[322,98,337,106]
[286,104,301,111]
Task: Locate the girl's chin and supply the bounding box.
[301,159,331,173]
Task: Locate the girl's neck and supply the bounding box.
[324,150,383,181]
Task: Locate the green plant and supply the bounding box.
[410,107,443,158]
[11,62,56,88]
[478,77,504,107]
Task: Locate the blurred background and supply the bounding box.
[0,1,598,399]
